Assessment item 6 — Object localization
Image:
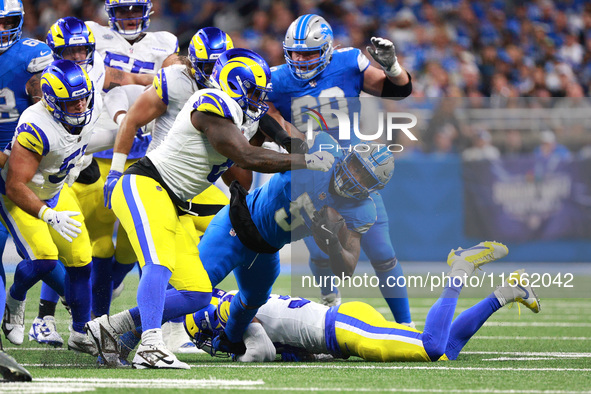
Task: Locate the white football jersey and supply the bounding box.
[148,64,197,153]
[86,21,178,75]
[1,102,97,201]
[147,88,258,201]
[87,51,106,114]
[254,295,329,354]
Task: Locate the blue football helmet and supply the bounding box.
[210,48,271,121]
[188,27,233,88]
[216,290,238,329]
[333,145,395,200]
[283,14,334,80]
[105,0,152,40]
[41,60,94,130]
[0,0,24,52]
[47,17,95,69]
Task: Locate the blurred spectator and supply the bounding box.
[534,130,572,160]
[501,129,528,157]
[462,128,500,161]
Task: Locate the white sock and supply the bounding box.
[110,310,136,334]
[142,328,163,346]
[448,260,474,284]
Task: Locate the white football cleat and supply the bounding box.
[28,316,63,347]
[132,341,190,369]
[85,315,121,366]
[321,291,341,307]
[447,241,508,277]
[2,294,26,345]
[495,269,542,313]
[67,327,98,356]
[163,321,201,354]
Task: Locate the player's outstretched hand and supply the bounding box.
[104,170,122,209]
[305,151,334,172]
[212,330,246,355]
[40,208,82,243]
[367,37,402,77]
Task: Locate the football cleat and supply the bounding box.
[503,269,541,313]
[163,321,201,354]
[67,327,98,356]
[2,294,26,345]
[0,351,32,382]
[85,315,121,366]
[28,316,64,347]
[447,241,508,270]
[97,354,130,368]
[132,342,190,369]
[321,291,341,307]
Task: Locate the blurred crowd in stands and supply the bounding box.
[22,0,591,159]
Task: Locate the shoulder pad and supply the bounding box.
[192,91,234,120]
[16,123,50,156]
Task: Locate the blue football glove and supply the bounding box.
[212,330,246,355]
[104,170,122,209]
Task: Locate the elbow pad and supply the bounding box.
[381,71,412,99]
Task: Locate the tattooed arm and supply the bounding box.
[25,73,43,104]
[103,67,154,91]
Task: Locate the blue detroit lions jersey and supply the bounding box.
[267,48,370,148]
[247,132,376,249]
[0,38,53,148]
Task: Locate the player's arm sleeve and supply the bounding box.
[236,322,276,362]
[192,92,234,120]
[26,42,54,74]
[152,68,169,105]
[15,123,50,156]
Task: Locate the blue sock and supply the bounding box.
[0,264,5,322]
[445,295,501,360]
[91,257,113,316]
[309,259,337,295]
[120,330,141,354]
[161,288,211,323]
[373,259,411,324]
[10,259,57,301]
[421,282,463,361]
[136,264,171,331]
[65,265,92,333]
[127,306,143,330]
[224,293,258,343]
[111,259,136,289]
[40,282,60,303]
[42,262,66,296]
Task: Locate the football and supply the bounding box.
[312,206,350,255]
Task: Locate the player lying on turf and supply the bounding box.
[186,241,541,362]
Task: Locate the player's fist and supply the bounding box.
[367,37,402,77]
[104,170,122,209]
[40,207,82,243]
[311,205,346,253]
[305,151,334,172]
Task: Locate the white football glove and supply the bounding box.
[39,206,82,242]
[305,151,335,172]
[367,37,402,77]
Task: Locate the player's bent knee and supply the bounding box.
[371,258,397,272]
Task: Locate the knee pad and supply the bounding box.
[371,258,397,272]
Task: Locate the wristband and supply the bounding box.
[114,112,126,126]
[385,58,403,78]
[38,205,50,220]
[110,152,128,173]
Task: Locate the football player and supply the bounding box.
[26,16,154,349]
[0,60,99,357]
[85,0,180,320]
[85,134,392,365]
[188,242,541,363]
[85,48,333,369]
[101,27,241,354]
[266,14,414,325]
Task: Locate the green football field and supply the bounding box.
[2,272,591,393]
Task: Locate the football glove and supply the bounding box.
[304,151,334,172]
[311,205,346,248]
[212,330,246,355]
[39,207,82,243]
[103,170,122,209]
[367,37,402,77]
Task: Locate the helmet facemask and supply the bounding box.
[0,0,24,52]
[105,1,152,40]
